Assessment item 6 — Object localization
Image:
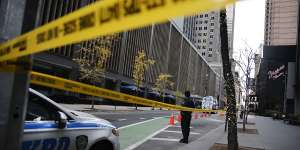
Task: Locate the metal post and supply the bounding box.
[283,73,287,114]
[0,0,31,149]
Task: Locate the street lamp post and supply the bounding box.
[283,73,288,114]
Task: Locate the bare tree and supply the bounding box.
[220,9,238,150]
[234,41,258,131]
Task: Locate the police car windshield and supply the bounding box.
[26,93,61,121]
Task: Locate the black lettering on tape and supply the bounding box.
[64,82,80,90]
[124,0,142,16]
[64,20,77,35]
[99,3,120,24]
[37,32,46,44]
[13,39,27,51]
[172,0,186,2]
[145,0,165,10]
[80,13,96,30]
[0,46,11,57]
[110,93,121,99]
[47,27,59,41]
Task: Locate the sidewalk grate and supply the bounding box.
[237,122,256,125]
[210,143,265,150]
[237,128,259,134]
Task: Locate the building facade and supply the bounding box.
[265,0,298,46]
[257,0,300,114]
[182,6,235,76]
[0,0,222,99]
[183,11,222,65]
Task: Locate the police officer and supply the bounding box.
[179,91,195,144]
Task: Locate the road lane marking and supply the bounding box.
[118,116,168,130]
[163,130,200,135]
[118,118,127,121]
[150,137,180,142]
[124,125,171,150]
[172,125,193,128]
[206,118,224,123]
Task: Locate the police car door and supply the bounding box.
[22,92,71,150]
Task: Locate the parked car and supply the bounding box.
[23,88,120,150]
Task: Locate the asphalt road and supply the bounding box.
[134,117,224,150]
[91,110,172,128]
[88,110,225,150]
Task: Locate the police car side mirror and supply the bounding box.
[58,111,67,129]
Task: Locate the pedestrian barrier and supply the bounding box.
[30,71,225,113]
[0,0,235,62]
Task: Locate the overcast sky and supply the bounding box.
[233,0,265,57]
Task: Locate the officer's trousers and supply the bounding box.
[181,113,192,141]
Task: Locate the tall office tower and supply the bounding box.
[182,6,235,76]
[265,0,298,46]
[184,11,221,63]
[226,5,235,60]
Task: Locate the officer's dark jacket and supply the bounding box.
[181,97,195,116]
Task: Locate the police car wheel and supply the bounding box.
[90,140,114,150]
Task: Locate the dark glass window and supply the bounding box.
[26,93,60,121]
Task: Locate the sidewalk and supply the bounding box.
[180,115,300,150]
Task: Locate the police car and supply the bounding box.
[23,88,120,150]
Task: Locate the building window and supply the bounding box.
[202,52,206,56]
[197,46,201,49]
[209,48,212,51]
[210,35,214,38]
[205,14,208,17]
[203,39,206,42]
[209,41,213,45]
[199,27,202,30]
[200,15,203,18]
[198,33,202,36]
[210,29,214,32]
[204,27,207,30]
[210,23,214,26]
[211,17,214,20]
[208,54,212,57]
[200,21,203,24]
[204,20,208,24]
[203,33,207,36]
[198,39,201,43]
[202,46,206,49]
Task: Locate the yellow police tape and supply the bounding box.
[0,0,235,62]
[30,71,224,113]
